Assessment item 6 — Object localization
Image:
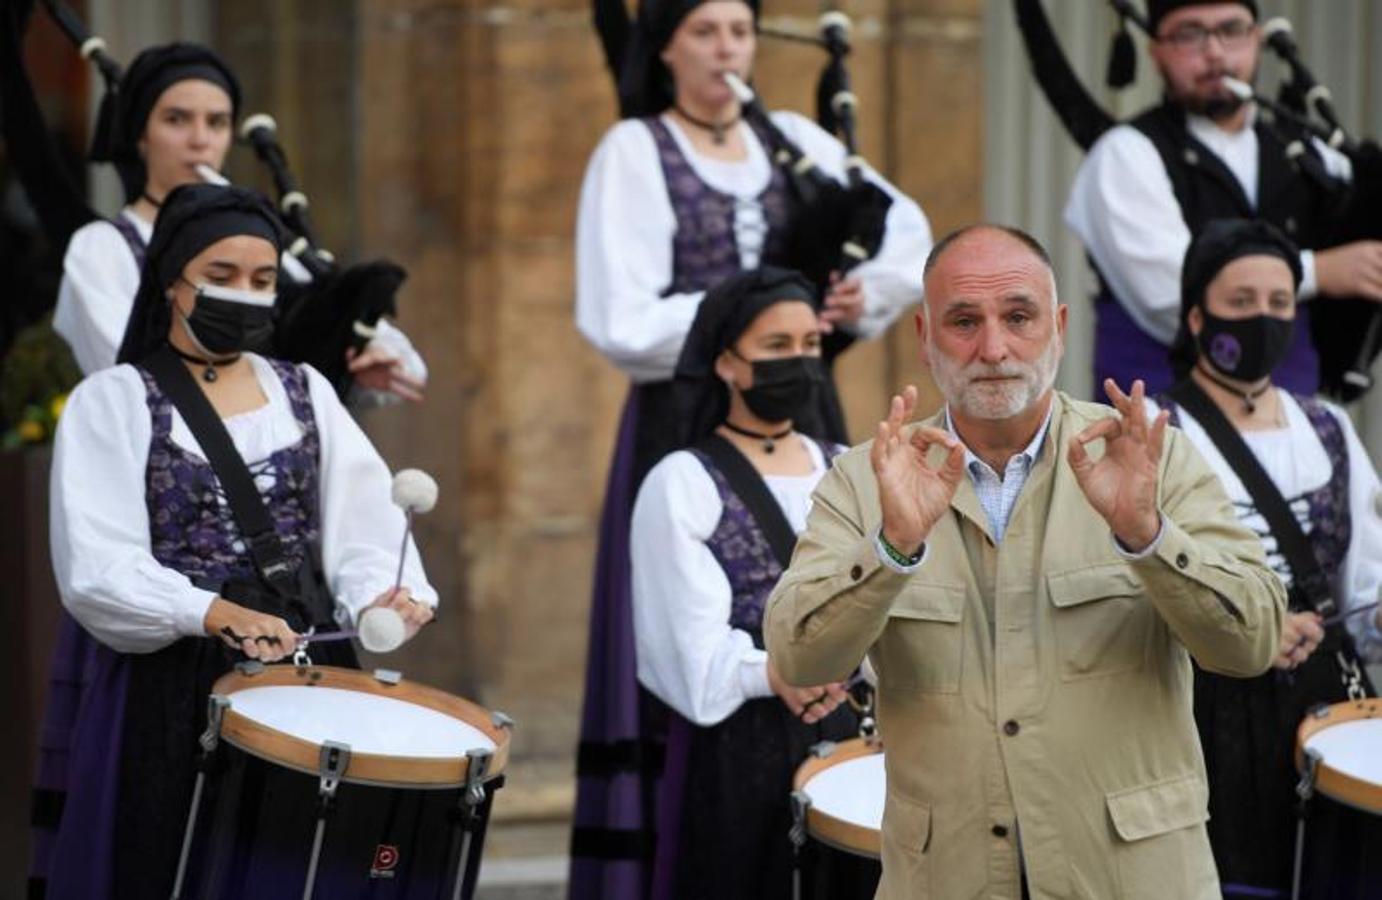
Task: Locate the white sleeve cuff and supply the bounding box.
[173,587,218,639]
[1298,250,1318,299]
[738,650,773,698]
[874,528,929,574]
[1111,514,1167,560]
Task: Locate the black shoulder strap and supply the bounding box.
[694,434,798,569]
[144,347,296,593]
[1167,379,1336,618]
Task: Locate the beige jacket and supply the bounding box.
[764,393,1285,900]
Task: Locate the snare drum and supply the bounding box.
[171,664,511,900]
[1296,698,1382,815]
[790,738,883,900]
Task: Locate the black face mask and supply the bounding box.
[1196,309,1293,382]
[178,281,276,355]
[738,355,825,423]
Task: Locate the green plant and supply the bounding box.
[1,316,80,449]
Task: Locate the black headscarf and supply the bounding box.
[116,183,285,365]
[672,266,819,447]
[613,0,758,117]
[1146,0,1257,34]
[1168,217,1302,378]
[91,42,241,203]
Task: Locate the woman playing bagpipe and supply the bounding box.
[30,184,438,899]
[1148,219,1382,898]
[0,4,426,403]
[629,267,874,900]
[570,2,930,892]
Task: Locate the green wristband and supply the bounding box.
[879,532,925,567]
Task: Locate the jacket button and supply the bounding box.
[1175,552,1189,570]
[992,824,1009,838]
[850,564,864,581]
[1003,719,1020,737]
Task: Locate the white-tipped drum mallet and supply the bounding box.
[374,469,439,651]
[301,469,438,654]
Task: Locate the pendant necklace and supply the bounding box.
[723,420,792,454]
[674,105,740,146]
[1198,364,1271,414]
[171,345,240,383]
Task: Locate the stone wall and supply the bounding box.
[213,0,983,825]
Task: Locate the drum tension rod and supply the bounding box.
[789,791,812,900]
[450,748,494,900]
[303,741,352,900]
[170,694,233,900]
[1290,748,1322,900]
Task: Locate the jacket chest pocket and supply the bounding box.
[1046,562,1152,681]
[877,582,965,694]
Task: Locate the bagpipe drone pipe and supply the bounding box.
[1012,0,1382,401]
[1,0,408,398]
[734,10,894,306]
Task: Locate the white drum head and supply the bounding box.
[801,752,886,832]
[229,685,496,759]
[1304,718,1382,792]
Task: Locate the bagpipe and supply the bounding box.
[740,10,894,296]
[1013,0,1382,401]
[3,0,407,397]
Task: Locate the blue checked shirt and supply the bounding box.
[948,405,1054,544]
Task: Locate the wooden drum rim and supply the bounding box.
[1295,698,1382,816]
[212,664,511,789]
[792,737,884,859]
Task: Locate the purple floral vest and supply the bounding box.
[137,359,321,585]
[688,441,839,644]
[644,116,794,295]
[1163,393,1350,588]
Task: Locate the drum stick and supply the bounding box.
[1321,601,1379,629]
[298,629,358,644]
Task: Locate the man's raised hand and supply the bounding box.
[870,385,965,555]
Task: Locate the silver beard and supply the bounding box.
[929,334,1062,420]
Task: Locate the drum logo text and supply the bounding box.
[370,844,400,878]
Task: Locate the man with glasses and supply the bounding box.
[1064,0,1382,398]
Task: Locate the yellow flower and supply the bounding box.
[50,393,68,420]
[18,420,45,443]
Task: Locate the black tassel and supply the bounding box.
[1106,19,1136,89]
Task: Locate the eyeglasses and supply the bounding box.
[1158,19,1256,52]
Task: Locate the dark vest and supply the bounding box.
[1130,102,1345,248]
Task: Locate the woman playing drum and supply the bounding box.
[629,268,872,900]
[1151,218,1382,898]
[33,184,437,899]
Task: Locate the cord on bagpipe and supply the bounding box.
[35,0,408,398]
[1252,18,1382,401]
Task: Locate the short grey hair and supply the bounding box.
[921,223,1059,310]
